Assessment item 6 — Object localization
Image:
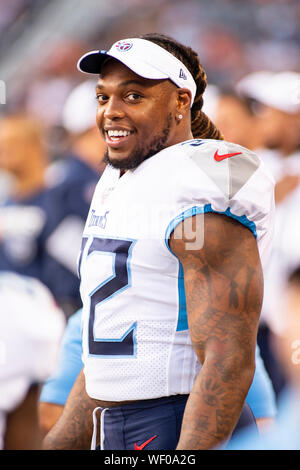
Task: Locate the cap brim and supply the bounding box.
[77,50,109,74]
[77,50,169,81]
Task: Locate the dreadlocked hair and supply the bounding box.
[138,33,224,140]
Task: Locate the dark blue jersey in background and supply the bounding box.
[0,155,101,317]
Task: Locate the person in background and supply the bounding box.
[0,113,83,317]
[225,266,300,450]
[236,71,300,400]
[202,84,264,152]
[0,272,65,450]
[0,84,105,318]
[46,78,106,191]
[24,39,86,128]
[0,170,14,205]
[202,84,278,418]
[236,71,300,207]
[39,309,83,436]
[236,71,300,169]
[42,80,106,317]
[0,114,50,282]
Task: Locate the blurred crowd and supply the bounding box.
[0,0,300,450]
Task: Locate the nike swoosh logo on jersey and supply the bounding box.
[134,435,157,450]
[214,150,242,162]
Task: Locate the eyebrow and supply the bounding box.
[96,79,149,91]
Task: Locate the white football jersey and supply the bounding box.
[79,139,275,401]
[0,273,65,449]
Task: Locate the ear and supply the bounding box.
[176,88,192,116]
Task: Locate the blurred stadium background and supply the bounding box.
[0,0,299,156]
[1,0,300,449]
[1,0,300,111]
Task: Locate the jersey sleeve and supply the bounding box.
[165,139,275,268]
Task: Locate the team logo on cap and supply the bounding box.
[115,40,133,52]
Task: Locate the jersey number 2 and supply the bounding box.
[85,237,136,357]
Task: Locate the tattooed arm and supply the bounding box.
[170,213,263,450]
[43,369,96,450]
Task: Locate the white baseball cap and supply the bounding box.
[201,84,220,120]
[77,38,197,107]
[62,79,97,134]
[236,70,300,114]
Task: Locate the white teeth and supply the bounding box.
[107,130,131,137]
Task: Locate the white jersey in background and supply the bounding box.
[0,273,65,449]
[257,149,300,334]
[79,139,275,402]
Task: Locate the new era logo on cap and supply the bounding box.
[115,40,133,52]
[179,68,187,80]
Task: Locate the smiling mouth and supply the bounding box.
[105,129,134,146]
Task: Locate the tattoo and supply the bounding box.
[193,413,209,432]
[229,280,239,308]
[170,213,263,450]
[216,409,233,436]
[43,369,97,450]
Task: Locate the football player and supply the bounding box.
[44,33,274,450]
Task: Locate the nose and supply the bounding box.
[103,96,125,121]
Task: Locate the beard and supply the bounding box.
[104,113,172,170]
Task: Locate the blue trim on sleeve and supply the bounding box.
[203,204,257,239]
[165,204,257,253]
[177,262,188,331]
[165,206,204,253]
[165,207,204,332]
